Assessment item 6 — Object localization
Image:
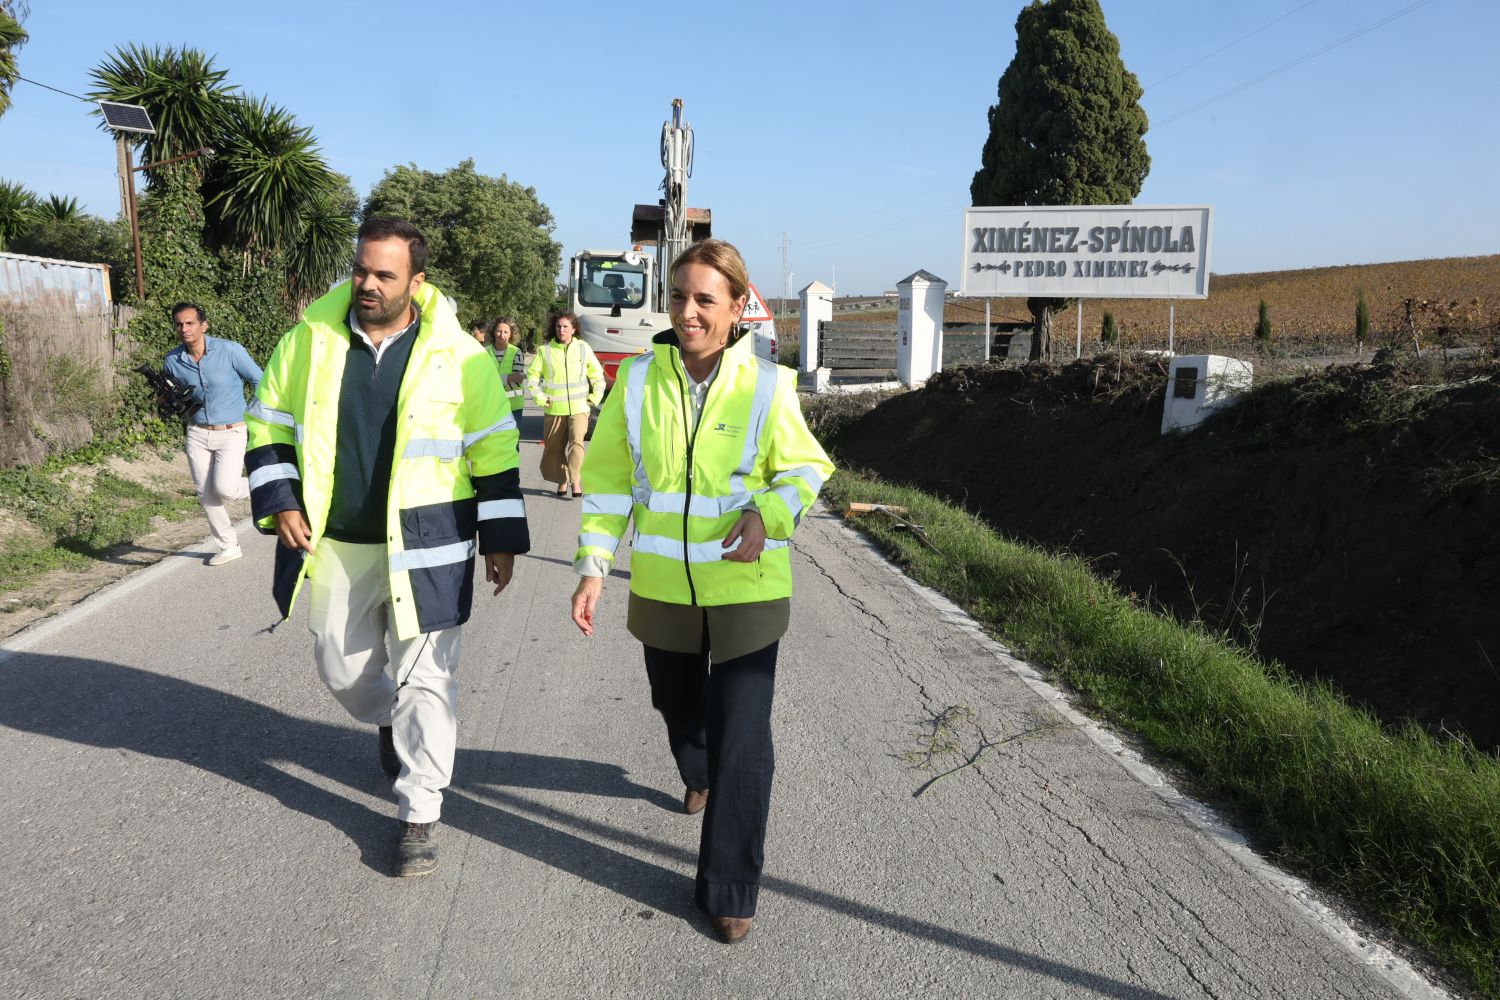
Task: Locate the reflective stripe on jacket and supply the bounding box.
[576,331,834,606]
[494,344,526,410]
[525,339,604,415]
[245,280,529,639]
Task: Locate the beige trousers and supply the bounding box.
[184,424,248,551]
[540,412,589,488]
[307,538,463,824]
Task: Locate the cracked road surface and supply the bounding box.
[0,430,1427,999]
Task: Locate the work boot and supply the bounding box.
[378,726,400,778]
[395,821,438,878]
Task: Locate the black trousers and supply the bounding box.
[643,639,779,919]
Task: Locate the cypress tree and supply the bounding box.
[971,0,1150,360]
[1254,300,1272,342]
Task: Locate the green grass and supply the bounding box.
[823,470,1500,998]
[0,459,200,597]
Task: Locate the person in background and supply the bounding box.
[163,302,263,566]
[491,317,526,445]
[568,239,834,944]
[469,321,487,346]
[525,312,603,499]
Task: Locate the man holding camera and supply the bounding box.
[163,302,263,566]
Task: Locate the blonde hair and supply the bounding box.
[669,239,750,304]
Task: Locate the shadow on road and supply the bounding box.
[0,651,1173,999]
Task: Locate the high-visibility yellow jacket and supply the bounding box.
[493,343,525,412]
[576,331,834,606]
[245,280,529,639]
[526,339,604,415]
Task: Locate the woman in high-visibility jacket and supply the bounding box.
[569,239,834,945]
[491,317,526,446]
[525,312,603,498]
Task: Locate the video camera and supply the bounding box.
[134,364,203,423]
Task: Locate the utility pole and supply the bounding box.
[778,232,790,314]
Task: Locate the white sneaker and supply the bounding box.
[207,547,243,566]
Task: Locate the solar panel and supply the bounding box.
[99,101,156,135]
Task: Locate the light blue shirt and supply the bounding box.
[163,335,263,425]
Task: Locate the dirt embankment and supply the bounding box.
[831,356,1500,749]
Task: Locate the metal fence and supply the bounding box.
[1,254,123,468]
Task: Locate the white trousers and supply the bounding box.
[307,538,462,824]
[184,424,249,551]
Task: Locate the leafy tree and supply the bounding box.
[1099,309,1118,344]
[1254,299,1272,342]
[970,0,1149,360]
[0,3,26,120]
[0,177,38,249]
[364,159,561,333]
[89,45,353,308]
[134,164,218,314]
[1355,288,1370,356]
[125,164,291,364]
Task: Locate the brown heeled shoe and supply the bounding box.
[710,916,752,945]
[683,788,709,815]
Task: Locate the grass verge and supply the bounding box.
[823,469,1500,998]
[0,454,201,599]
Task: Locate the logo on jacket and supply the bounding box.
[711,421,744,436]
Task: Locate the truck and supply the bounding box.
[571,99,774,384]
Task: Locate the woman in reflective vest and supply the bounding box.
[569,239,834,944]
[525,312,603,498]
[491,317,526,446]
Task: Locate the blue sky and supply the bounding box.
[1,0,1495,297]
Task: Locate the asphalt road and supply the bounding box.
[0,416,1442,999]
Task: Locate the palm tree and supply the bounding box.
[0,6,27,120]
[41,194,82,222]
[0,177,38,249]
[204,95,332,253]
[88,44,235,187]
[285,176,357,310]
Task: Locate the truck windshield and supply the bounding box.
[578,260,648,310]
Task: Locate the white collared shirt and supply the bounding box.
[347,305,418,364]
[684,359,721,429]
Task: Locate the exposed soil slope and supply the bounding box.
[832,356,1500,749]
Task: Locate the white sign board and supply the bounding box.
[961,205,1212,299]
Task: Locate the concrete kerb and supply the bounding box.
[0,516,260,666]
[816,503,1452,1000]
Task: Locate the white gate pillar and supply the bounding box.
[798,280,833,390]
[897,270,946,386]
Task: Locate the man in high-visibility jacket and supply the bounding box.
[245,218,528,878]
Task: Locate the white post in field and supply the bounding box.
[984,299,992,362]
[896,270,947,387]
[798,280,834,392]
